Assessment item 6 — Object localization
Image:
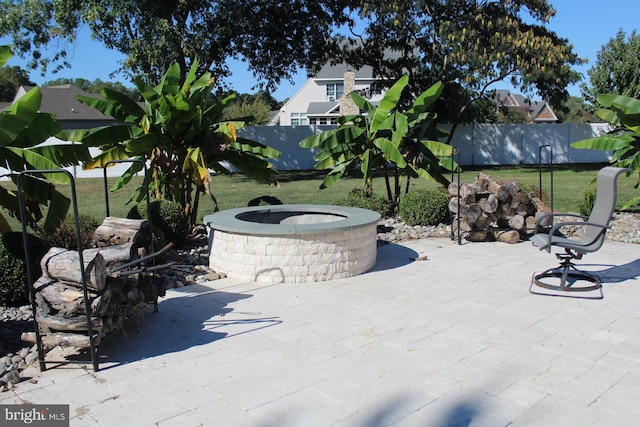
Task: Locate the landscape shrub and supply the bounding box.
[332,188,392,217]
[0,232,50,306]
[578,187,597,217]
[128,199,189,245]
[399,188,450,226]
[38,214,100,250]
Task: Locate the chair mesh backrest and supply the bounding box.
[584,167,627,244]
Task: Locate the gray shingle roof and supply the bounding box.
[36,84,112,121]
[306,102,339,114]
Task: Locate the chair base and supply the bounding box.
[530,266,603,299]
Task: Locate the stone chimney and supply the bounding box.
[339,70,360,116]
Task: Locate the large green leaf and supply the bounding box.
[406,81,444,122]
[230,137,281,159]
[83,145,130,169]
[571,135,633,151]
[421,139,456,157]
[373,137,407,167]
[10,112,62,149]
[0,87,41,146]
[350,91,376,112]
[370,75,408,133]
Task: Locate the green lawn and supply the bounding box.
[2,164,637,230]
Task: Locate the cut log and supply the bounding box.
[493,229,520,244]
[40,247,106,291]
[21,331,95,348]
[524,215,537,234]
[36,308,102,332]
[84,243,139,273]
[467,230,488,241]
[93,217,151,249]
[462,203,483,225]
[32,277,96,318]
[480,194,498,214]
[508,214,526,230]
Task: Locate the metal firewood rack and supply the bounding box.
[19,160,171,372]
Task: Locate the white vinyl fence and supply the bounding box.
[0,123,614,180]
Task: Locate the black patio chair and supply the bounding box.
[529,166,630,299]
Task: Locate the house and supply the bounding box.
[4,84,118,129]
[278,63,386,126]
[493,90,558,123]
[0,85,127,179]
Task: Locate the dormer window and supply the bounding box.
[326,83,344,101]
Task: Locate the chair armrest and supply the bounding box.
[534,220,611,251]
[534,212,588,234]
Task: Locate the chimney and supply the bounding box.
[339,70,359,116]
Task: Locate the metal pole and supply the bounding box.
[538,144,554,213]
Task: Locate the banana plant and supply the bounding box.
[0,46,91,233]
[571,94,638,208]
[300,75,455,212]
[63,60,280,228]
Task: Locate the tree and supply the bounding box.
[331,0,583,133]
[300,76,455,213]
[581,30,640,108]
[222,96,274,126]
[0,0,352,87]
[0,65,33,101]
[63,61,280,229]
[555,96,600,123]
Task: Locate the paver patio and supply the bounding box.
[2,237,640,426]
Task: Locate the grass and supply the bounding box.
[2,164,638,232]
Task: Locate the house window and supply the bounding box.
[326,83,344,101]
[291,113,307,126]
[309,117,332,125]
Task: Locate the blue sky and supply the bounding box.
[6,0,640,101]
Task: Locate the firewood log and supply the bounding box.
[492,229,520,244]
[40,247,106,291]
[508,214,526,230]
[21,331,96,348]
[93,217,151,248]
[480,194,498,214]
[35,308,102,332]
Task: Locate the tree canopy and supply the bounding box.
[581,29,640,108]
[0,64,33,101]
[42,77,138,99]
[333,0,583,127]
[0,0,352,87]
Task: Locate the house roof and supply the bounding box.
[315,63,375,79]
[12,84,113,121]
[306,102,339,115]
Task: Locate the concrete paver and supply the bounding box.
[4,238,640,426]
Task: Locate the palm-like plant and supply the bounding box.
[300,76,455,211]
[0,46,90,233]
[571,94,638,208]
[63,61,280,228]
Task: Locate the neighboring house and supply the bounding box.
[0,85,127,179]
[3,84,118,129]
[493,89,558,123]
[278,63,386,126]
[279,65,558,126]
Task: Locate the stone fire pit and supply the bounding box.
[204,205,380,283]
